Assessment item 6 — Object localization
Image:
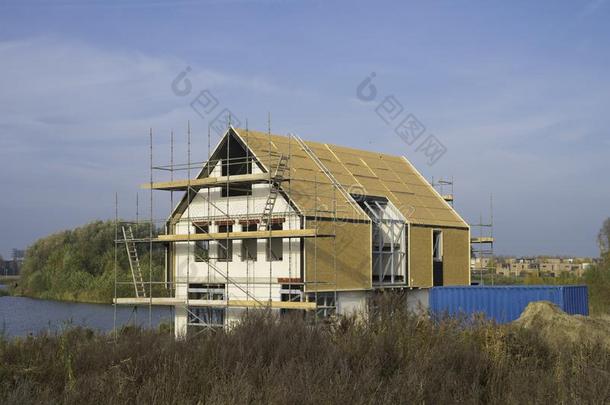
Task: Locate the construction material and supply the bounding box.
[156,228,328,242]
[471,237,494,244]
[429,285,589,323]
[142,173,273,191]
[241,129,468,227]
[114,297,316,310]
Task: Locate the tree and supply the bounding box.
[598,218,610,259]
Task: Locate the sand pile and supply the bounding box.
[514,301,610,349]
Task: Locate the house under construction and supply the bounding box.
[114,126,471,337]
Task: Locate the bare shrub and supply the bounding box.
[1,299,609,404]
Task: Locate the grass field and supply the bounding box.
[1,296,609,404]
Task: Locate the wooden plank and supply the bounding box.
[220,300,316,310]
[141,173,273,191]
[157,229,332,242]
[471,237,494,244]
[113,297,317,310]
[114,297,184,306]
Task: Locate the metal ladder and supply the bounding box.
[292,133,363,216]
[259,154,289,231]
[122,225,147,298]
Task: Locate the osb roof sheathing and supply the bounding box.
[233,128,468,229]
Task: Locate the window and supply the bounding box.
[355,195,407,286]
[220,155,252,197]
[188,307,225,327]
[433,230,443,262]
[221,157,251,176]
[280,284,304,316]
[188,283,224,300]
[187,284,225,327]
[221,183,252,197]
[280,284,303,302]
[217,224,233,262]
[241,222,258,261]
[266,222,283,261]
[433,230,444,286]
[193,223,209,262]
[309,292,336,318]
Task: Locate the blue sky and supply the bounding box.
[0,0,609,258]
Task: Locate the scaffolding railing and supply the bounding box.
[470,195,495,285]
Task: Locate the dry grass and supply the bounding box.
[515,301,610,350]
[1,295,609,404]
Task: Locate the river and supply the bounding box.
[0,284,173,338]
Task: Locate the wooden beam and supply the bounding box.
[113,297,317,310]
[141,173,275,191]
[114,297,184,306]
[471,236,494,244]
[156,229,332,242]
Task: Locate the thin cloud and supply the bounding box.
[579,0,608,18]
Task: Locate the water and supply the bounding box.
[0,287,173,338]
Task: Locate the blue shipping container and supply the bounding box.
[429,285,588,323]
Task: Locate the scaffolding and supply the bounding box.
[112,123,349,336]
[431,177,454,206]
[431,178,495,285]
[470,195,495,285]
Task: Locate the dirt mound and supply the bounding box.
[514,301,610,349]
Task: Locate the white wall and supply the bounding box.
[172,161,303,333]
[174,183,302,297]
[336,291,368,316]
[406,288,429,314]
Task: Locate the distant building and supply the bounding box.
[1,248,24,276]
[494,256,594,278]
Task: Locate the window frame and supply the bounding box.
[193,223,209,262]
[217,224,233,262]
[241,222,258,261]
[266,222,284,262]
[433,229,443,262]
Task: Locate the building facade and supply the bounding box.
[115,127,471,337]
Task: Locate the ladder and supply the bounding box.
[122,225,147,298]
[292,134,363,216]
[259,154,289,231]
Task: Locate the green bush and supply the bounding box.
[584,260,610,315]
[16,221,164,303]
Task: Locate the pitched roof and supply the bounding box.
[233,128,468,229]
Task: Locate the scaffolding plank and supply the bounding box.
[142,173,273,191]
[471,236,494,244]
[113,297,317,310]
[114,297,184,306]
[157,229,332,242]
